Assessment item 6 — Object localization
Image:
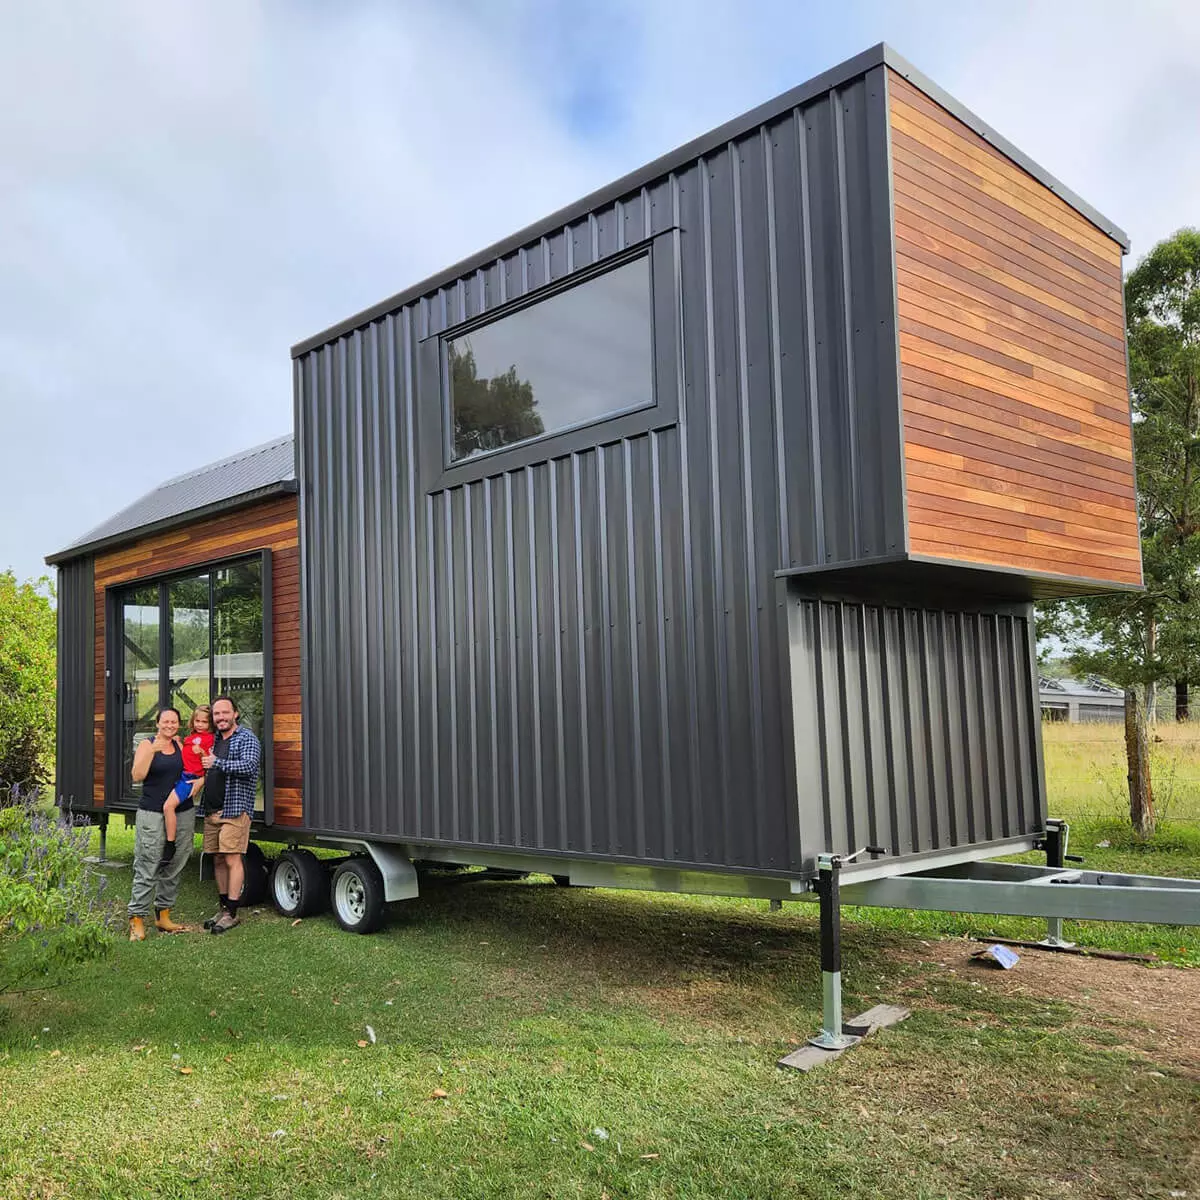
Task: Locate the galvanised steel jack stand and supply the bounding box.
[808,853,862,1051]
[1039,818,1080,949]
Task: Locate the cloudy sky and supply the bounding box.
[3,0,1198,584]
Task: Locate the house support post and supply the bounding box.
[808,854,861,1051]
[1040,819,1076,949]
[98,813,109,863]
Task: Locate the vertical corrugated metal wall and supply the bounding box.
[54,557,94,811]
[296,66,912,873]
[787,589,1044,870]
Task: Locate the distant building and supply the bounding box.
[1039,676,1125,723]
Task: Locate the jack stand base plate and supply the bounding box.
[780,1004,911,1072]
[807,1031,862,1051]
[1038,938,1077,950]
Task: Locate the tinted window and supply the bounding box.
[446,255,653,463]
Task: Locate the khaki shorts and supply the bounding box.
[203,812,251,855]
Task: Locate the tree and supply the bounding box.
[0,573,56,793]
[450,344,543,458]
[1044,229,1200,836]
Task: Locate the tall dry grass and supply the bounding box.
[1042,719,1200,824]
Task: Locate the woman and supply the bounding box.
[127,707,199,940]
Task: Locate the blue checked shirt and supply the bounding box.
[204,725,262,819]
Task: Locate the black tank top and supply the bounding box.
[138,741,190,813]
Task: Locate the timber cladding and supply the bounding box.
[887,70,1142,587]
[90,494,302,826]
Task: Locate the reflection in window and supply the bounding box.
[214,560,264,737]
[169,572,210,733]
[121,585,160,797]
[214,560,265,810]
[446,255,653,462]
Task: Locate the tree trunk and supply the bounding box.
[1176,678,1190,722]
[1125,687,1156,838]
[1144,615,1158,725]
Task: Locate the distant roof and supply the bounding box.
[1039,675,1124,699]
[47,435,295,564]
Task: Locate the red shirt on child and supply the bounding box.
[181,730,215,775]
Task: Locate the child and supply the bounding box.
[158,705,215,875]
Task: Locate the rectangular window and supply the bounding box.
[446,254,653,463]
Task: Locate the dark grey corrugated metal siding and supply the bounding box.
[55,557,94,810]
[296,68,905,873]
[788,590,1044,870]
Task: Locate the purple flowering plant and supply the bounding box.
[0,783,117,995]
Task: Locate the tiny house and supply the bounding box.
[50,45,1141,932]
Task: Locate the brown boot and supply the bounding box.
[155,908,184,933]
[129,916,146,942]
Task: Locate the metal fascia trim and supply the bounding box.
[289,45,892,358]
[879,46,1130,251]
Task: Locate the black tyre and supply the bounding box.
[241,842,270,907]
[330,858,386,934]
[271,848,327,919]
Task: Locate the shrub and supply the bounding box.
[0,786,116,996]
[0,572,56,794]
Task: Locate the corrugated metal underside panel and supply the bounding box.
[788,593,1044,871]
[55,557,94,810]
[297,69,902,874]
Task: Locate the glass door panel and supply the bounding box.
[168,572,211,734]
[213,559,265,812]
[120,585,160,799]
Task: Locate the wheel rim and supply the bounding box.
[336,870,367,922]
[275,861,301,909]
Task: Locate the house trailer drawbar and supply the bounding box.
[55,47,1198,1002]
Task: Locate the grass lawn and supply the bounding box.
[2,722,1198,1198]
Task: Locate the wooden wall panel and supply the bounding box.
[92,494,303,826]
[888,71,1142,586]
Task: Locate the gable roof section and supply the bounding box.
[47,435,296,565]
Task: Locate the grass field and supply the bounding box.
[1,722,1198,1199]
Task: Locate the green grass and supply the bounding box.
[2,725,1199,1198]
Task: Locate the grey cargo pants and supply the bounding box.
[128,807,196,917]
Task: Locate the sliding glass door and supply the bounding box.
[111,553,269,812]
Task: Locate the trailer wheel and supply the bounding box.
[241,842,270,907]
[272,849,327,919]
[331,858,386,934]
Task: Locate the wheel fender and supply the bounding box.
[323,840,418,902]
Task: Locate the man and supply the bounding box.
[200,695,262,934]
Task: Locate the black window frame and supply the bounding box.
[104,549,274,822]
[418,229,683,492]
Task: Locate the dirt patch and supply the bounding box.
[910,941,1200,1077]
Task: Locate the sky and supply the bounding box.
[3,0,1199,585]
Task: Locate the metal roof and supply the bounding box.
[292,42,1129,359]
[1039,675,1124,699]
[47,435,295,565]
